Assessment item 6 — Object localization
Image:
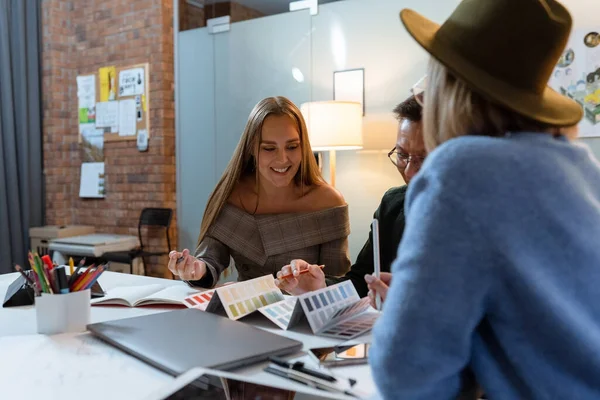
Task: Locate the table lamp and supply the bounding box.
[300,101,363,187]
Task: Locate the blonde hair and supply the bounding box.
[197,96,323,245]
[423,58,576,152]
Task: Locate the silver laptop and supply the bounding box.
[87,308,303,376]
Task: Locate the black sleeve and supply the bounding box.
[325,204,382,298]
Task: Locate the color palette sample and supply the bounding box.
[257,297,300,329]
[183,274,284,321]
[184,290,215,311]
[297,281,380,339]
[320,308,379,339]
[298,280,359,333]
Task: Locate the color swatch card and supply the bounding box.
[258,280,380,339]
[183,274,285,321]
[257,297,303,330]
[184,289,215,311]
[298,280,379,339]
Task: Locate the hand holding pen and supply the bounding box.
[167,249,206,281]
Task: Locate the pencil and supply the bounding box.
[69,257,74,275]
[35,253,54,294]
[29,252,49,293]
[81,265,105,290]
[70,264,96,292]
[68,258,87,286]
[280,265,325,280]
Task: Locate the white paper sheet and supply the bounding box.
[77,75,96,109]
[79,162,105,198]
[96,101,119,130]
[118,99,137,136]
[119,67,145,96]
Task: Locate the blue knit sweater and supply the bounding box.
[370,132,600,399]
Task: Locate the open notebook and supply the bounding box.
[91,284,201,307]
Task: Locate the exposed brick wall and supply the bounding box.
[229,1,264,23]
[41,0,176,277]
[203,1,263,24]
[202,2,230,23]
[180,0,205,31]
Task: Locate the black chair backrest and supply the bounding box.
[138,208,173,251]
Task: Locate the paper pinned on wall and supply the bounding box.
[99,66,117,102]
[119,67,145,97]
[96,101,119,131]
[79,123,95,135]
[80,162,105,198]
[77,75,95,108]
[118,99,137,136]
[81,127,104,163]
[77,75,96,123]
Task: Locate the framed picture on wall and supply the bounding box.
[333,68,365,115]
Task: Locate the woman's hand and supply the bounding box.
[275,259,326,295]
[365,272,392,309]
[167,248,207,281]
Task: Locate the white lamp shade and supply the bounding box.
[300,101,363,151]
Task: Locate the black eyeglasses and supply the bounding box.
[388,148,426,168]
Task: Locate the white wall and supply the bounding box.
[310,0,459,259]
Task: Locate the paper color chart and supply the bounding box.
[184,275,285,321]
[218,275,284,320]
[320,307,379,339]
[298,280,359,333]
[183,290,215,311]
[258,297,300,329]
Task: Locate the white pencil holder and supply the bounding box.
[35,289,91,335]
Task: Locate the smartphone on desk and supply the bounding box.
[308,343,370,367]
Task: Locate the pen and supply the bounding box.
[41,255,54,271]
[280,265,325,280]
[372,218,382,311]
[264,366,316,387]
[269,356,336,382]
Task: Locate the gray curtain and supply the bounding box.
[0,0,44,274]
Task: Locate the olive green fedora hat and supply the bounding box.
[400,0,583,126]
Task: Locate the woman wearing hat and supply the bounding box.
[369,0,600,399]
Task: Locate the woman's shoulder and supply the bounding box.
[300,183,346,211]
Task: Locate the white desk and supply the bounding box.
[0,272,377,400]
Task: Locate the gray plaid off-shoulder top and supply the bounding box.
[190,203,351,288]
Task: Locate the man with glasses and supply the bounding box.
[275,94,426,297]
